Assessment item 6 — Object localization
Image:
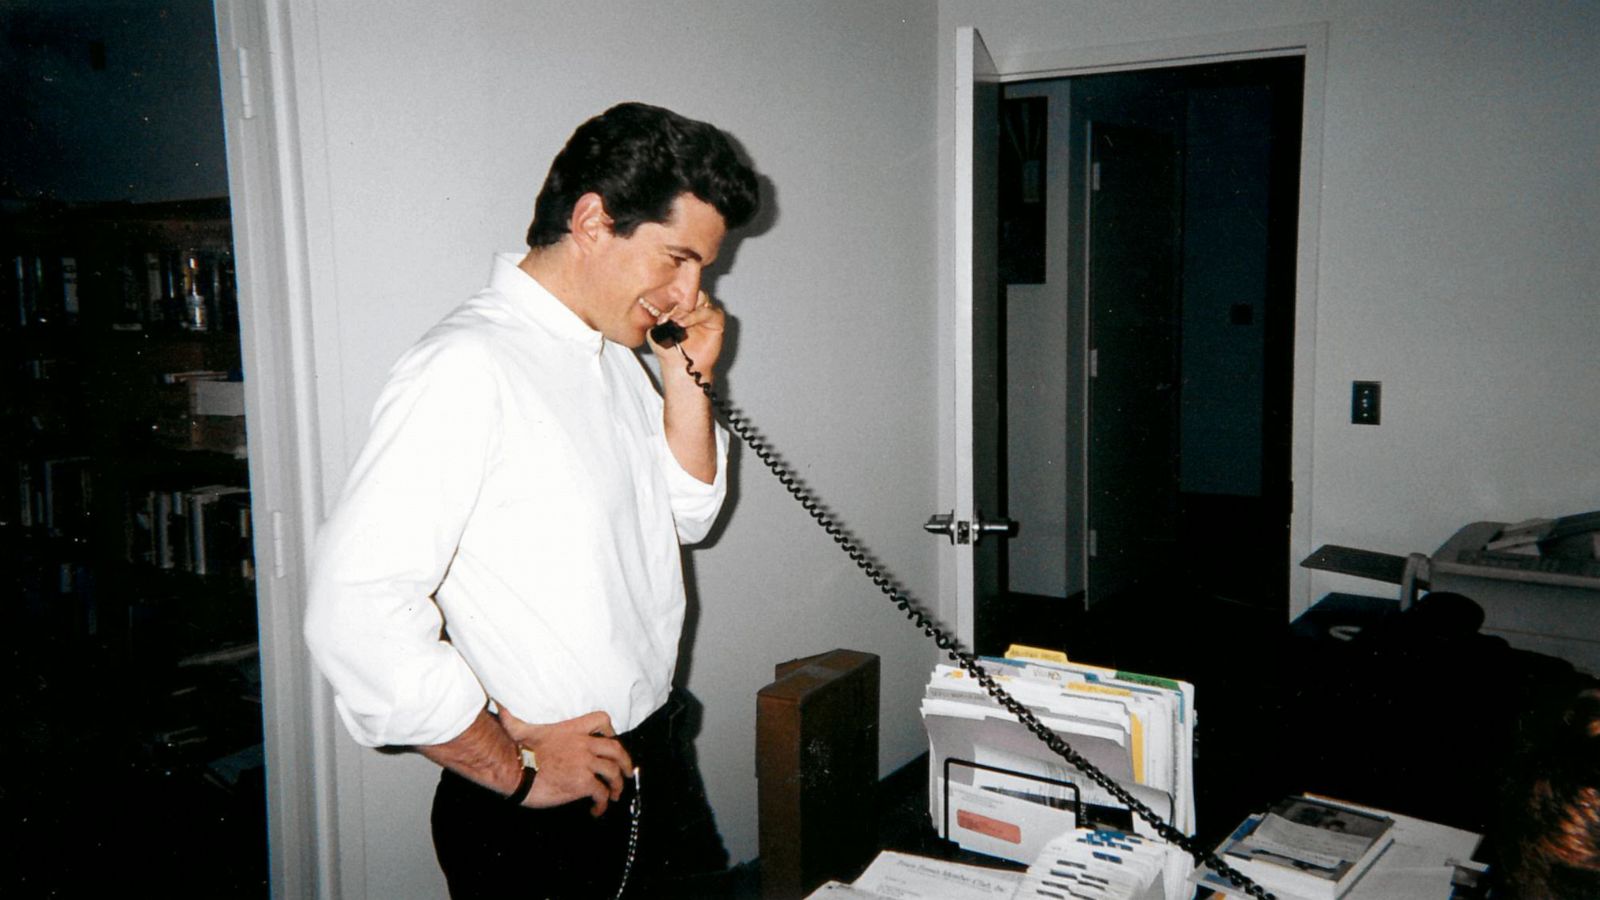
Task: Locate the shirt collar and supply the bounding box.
[488,252,606,354]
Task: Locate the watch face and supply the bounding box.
[518,746,538,770]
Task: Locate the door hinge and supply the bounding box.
[1088,528,1098,558]
[271,509,285,579]
[1091,162,1102,192]
[236,45,257,120]
[1090,348,1099,378]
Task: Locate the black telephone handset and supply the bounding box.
[667,343,1273,898]
[649,321,688,348]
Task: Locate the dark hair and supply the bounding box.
[1497,689,1600,897]
[526,102,759,248]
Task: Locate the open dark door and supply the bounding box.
[1085,123,1182,607]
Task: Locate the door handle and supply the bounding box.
[973,510,1017,544]
[926,511,1015,545]
[924,512,962,544]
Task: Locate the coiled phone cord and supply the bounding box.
[672,344,1275,900]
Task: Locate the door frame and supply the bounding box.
[941,24,1326,643]
[952,27,1002,648]
[213,1,346,896]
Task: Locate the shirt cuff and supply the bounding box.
[657,423,729,543]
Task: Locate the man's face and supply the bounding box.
[589,193,726,347]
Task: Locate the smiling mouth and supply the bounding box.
[638,297,665,319]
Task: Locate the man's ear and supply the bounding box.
[568,192,613,252]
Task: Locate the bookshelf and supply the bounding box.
[4,197,266,893]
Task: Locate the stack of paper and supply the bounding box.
[1191,795,1485,900]
[1207,796,1394,899]
[803,851,1023,899]
[1012,829,1191,900]
[803,840,1186,900]
[920,647,1196,867]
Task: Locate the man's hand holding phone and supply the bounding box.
[649,290,725,379]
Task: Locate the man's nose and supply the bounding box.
[670,265,701,308]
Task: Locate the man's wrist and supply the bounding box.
[505,745,538,805]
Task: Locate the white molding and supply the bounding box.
[212,0,349,896]
[997,25,1323,82]
[1287,25,1328,616]
[953,26,978,647]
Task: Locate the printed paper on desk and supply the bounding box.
[1014,828,1188,900]
[850,850,1022,899]
[945,773,1077,864]
[1302,794,1481,860]
[922,708,1131,842]
[973,746,1081,812]
[802,882,883,899]
[922,694,1137,783]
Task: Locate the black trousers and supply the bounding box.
[431,691,727,899]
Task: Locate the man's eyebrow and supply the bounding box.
[666,244,704,262]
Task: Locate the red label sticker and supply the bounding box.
[956,809,1022,844]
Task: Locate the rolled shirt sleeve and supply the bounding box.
[654,421,729,545]
[303,337,498,747]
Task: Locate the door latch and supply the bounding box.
[923,512,967,544]
[925,511,1014,545]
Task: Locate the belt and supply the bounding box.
[616,690,685,764]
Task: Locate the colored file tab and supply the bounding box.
[1006,644,1071,664]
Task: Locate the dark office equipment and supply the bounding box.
[756,649,880,900]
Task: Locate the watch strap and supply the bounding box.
[506,746,538,805]
[506,765,536,805]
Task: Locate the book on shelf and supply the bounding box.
[1205,796,1395,900]
[128,483,254,579]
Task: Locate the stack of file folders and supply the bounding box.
[920,647,1196,868]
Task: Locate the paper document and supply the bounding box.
[1193,796,1483,900]
[1249,814,1375,868]
[845,851,1022,899]
[1013,828,1191,900]
[804,882,887,899]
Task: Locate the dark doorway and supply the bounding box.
[3,3,268,896]
[987,56,1303,655]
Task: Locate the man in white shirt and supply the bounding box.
[304,102,760,898]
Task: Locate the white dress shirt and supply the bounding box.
[305,253,728,747]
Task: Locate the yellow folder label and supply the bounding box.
[1006,644,1070,664]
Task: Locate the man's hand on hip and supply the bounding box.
[497,708,634,817]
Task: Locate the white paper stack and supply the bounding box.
[831,850,1022,899]
[1190,795,1485,900]
[920,648,1196,866]
[1013,828,1191,900]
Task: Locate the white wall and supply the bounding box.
[284,1,941,894]
[937,0,1600,615]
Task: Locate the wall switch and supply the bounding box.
[1352,380,1381,425]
